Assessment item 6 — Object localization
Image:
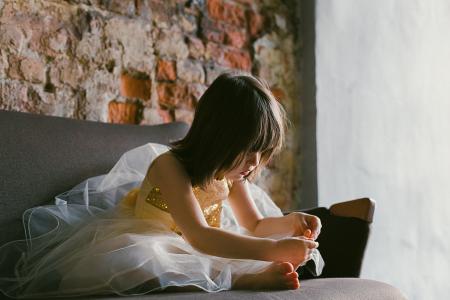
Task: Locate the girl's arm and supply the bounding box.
[147,154,317,263]
[228,179,321,239]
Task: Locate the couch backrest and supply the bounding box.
[0,110,189,245]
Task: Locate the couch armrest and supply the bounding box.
[283,198,376,279]
[329,197,375,223]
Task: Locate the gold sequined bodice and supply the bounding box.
[144,178,232,235]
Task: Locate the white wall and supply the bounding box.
[315,0,450,299]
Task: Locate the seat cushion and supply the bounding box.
[50,278,406,300]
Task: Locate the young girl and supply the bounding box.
[0,72,323,298]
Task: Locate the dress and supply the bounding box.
[0,143,324,298]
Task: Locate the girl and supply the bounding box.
[0,72,323,298]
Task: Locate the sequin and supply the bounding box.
[144,179,231,236]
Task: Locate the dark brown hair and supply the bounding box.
[170,71,288,188]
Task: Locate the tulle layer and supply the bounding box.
[0,143,323,298]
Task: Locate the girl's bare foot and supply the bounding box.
[232,262,300,290]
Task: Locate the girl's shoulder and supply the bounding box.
[146,151,191,189]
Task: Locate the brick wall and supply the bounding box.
[0,0,303,210]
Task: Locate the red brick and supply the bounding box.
[207,0,226,21]
[140,107,174,125]
[201,17,225,43]
[270,86,285,102]
[156,60,176,81]
[157,82,190,109]
[207,0,246,27]
[248,10,264,38]
[108,100,138,124]
[224,27,247,48]
[221,48,251,71]
[203,28,225,43]
[224,2,246,27]
[119,72,151,100]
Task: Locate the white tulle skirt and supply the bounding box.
[0,143,323,298]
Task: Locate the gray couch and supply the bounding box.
[0,110,407,299]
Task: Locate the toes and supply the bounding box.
[277,262,294,274]
[285,271,299,279]
[285,277,300,289]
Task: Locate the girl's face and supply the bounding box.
[224,152,261,181]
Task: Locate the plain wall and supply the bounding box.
[315,0,450,299]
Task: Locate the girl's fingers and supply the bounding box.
[304,229,312,238]
[305,240,319,249]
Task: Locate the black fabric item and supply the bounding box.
[0,110,189,245]
[290,207,370,279]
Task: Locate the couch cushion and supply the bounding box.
[46,278,406,300]
[0,110,189,245]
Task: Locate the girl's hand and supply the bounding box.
[274,237,319,269]
[290,212,322,240]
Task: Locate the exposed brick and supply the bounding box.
[234,0,253,5]
[174,108,194,124]
[20,57,45,83]
[221,48,251,71]
[0,81,29,112]
[7,55,22,80]
[119,72,152,100]
[205,63,230,85]
[157,108,174,123]
[187,83,208,107]
[48,29,69,54]
[207,0,226,22]
[155,26,189,59]
[203,28,225,43]
[135,0,151,19]
[224,27,247,48]
[157,82,190,109]
[179,14,198,33]
[184,0,202,16]
[207,0,246,27]
[0,24,24,50]
[248,10,264,38]
[201,17,226,43]
[186,35,205,59]
[140,107,174,125]
[177,60,205,83]
[58,58,87,89]
[108,100,138,124]
[142,0,176,28]
[100,0,136,16]
[156,60,176,81]
[205,41,224,61]
[223,2,246,27]
[270,86,285,102]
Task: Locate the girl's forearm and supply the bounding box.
[252,214,295,238]
[190,226,278,261]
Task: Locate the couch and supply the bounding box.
[0,110,407,299]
